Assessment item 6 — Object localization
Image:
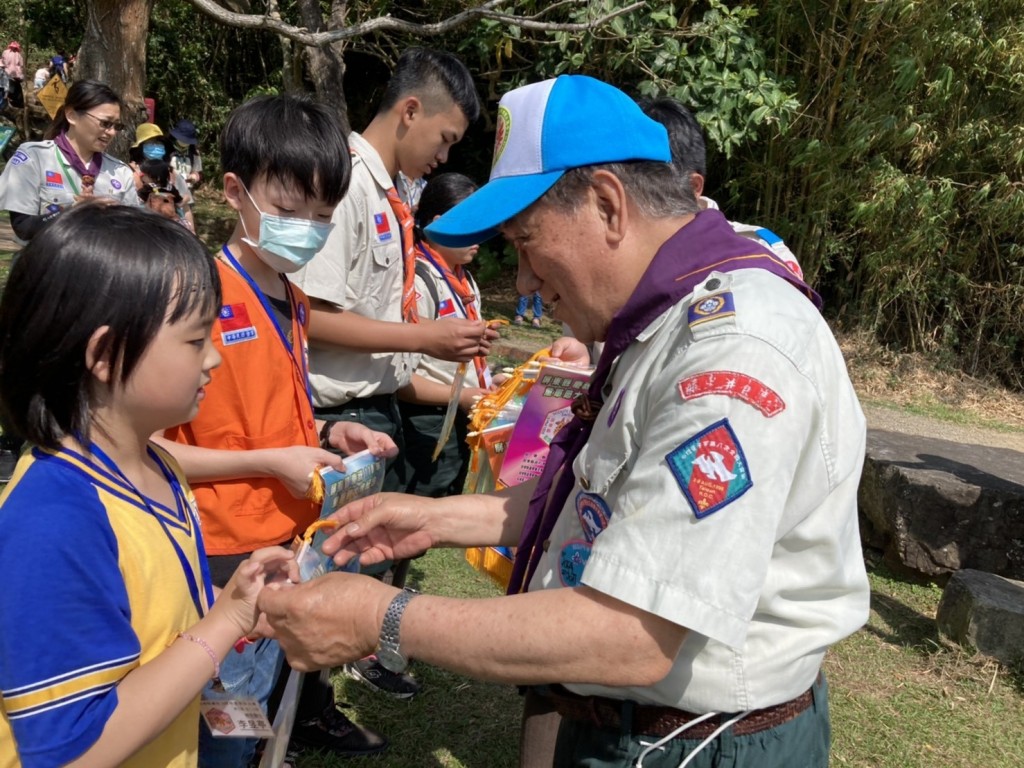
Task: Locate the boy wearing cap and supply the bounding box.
[259,74,870,768]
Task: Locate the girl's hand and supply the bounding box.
[216,546,298,636]
[324,422,399,459]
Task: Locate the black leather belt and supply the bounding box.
[542,677,818,740]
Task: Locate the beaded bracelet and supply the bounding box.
[178,632,220,680]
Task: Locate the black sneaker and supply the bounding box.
[289,704,388,757]
[344,655,420,700]
[0,449,17,484]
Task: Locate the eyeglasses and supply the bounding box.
[81,112,125,133]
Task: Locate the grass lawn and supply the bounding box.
[1,206,1022,767]
[290,548,1024,768]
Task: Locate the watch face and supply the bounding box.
[376,646,407,673]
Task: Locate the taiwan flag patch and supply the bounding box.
[373,212,393,242]
[44,170,63,188]
[437,298,457,318]
[219,303,258,346]
[665,419,752,519]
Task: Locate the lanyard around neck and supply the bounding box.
[220,245,313,413]
[53,147,82,197]
[87,442,215,618]
[415,243,471,319]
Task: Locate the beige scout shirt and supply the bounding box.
[292,132,416,407]
[532,268,870,713]
[412,261,484,388]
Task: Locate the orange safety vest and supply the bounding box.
[165,259,319,555]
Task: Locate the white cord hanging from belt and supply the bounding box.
[634,710,750,768]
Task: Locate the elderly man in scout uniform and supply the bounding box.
[258,75,870,768]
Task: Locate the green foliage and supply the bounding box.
[731,0,1024,387]
[456,1,796,159]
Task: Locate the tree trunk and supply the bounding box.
[295,0,351,132]
[76,0,155,158]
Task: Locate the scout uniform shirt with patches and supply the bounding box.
[412,260,484,388]
[0,446,206,768]
[529,268,870,714]
[292,131,416,406]
[0,141,140,238]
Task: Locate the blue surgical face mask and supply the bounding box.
[240,185,334,273]
[142,142,166,160]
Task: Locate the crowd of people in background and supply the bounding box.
[0,39,867,768]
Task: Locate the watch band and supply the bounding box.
[376,588,418,673]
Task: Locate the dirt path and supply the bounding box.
[862,403,1024,453]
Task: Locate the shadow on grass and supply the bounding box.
[298,553,522,768]
[865,590,941,650]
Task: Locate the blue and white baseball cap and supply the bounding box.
[425,75,670,247]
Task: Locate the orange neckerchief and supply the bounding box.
[417,241,489,387]
[385,187,418,324]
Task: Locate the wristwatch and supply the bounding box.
[376,588,418,673]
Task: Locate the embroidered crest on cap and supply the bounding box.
[493,105,511,168]
[678,371,785,417]
[665,418,752,519]
[559,539,591,586]
[576,492,610,543]
[687,291,735,328]
[219,303,258,346]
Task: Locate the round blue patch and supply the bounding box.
[576,491,610,543]
[297,302,307,326]
[559,539,591,586]
[110,178,122,190]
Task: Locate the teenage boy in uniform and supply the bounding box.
[293,47,495,491]
[292,47,495,696]
[157,95,397,766]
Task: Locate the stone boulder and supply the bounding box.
[858,430,1024,581]
[936,568,1024,664]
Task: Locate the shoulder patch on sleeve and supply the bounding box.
[677,371,786,417]
[10,149,28,166]
[665,418,753,519]
[688,291,735,330]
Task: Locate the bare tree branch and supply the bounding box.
[186,0,644,47]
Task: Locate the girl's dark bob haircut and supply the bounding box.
[414,172,478,241]
[0,204,221,449]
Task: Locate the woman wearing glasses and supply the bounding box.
[0,79,140,244]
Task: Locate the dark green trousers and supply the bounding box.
[551,675,830,768]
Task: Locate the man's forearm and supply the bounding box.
[307,304,424,353]
[400,586,686,686]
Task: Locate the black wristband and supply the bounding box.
[318,421,333,449]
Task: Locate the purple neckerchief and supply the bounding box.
[54,131,102,179]
[506,209,820,594]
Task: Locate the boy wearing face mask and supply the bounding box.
[130,122,196,231]
[157,95,396,766]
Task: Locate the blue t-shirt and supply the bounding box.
[0,445,207,767]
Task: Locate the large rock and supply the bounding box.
[936,568,1024,664]
[858,429,1024,581]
